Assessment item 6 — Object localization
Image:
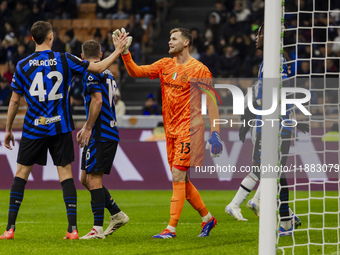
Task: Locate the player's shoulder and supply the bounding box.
[189,57,211,75]
[16,52,39,68]
[157,57,175,65]
[85,72,100,83]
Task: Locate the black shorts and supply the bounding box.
[253,133,291,165]
[17,132,74,166]
[81,142,118,175]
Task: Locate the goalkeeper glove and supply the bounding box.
[112,28,132,55]
[296,123,309,133]
[207,131,223,158]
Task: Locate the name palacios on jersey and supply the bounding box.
[34,115,61,126]
[29,58,57,67]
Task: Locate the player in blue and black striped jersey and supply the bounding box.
[76,40,129,239]
[1,21,129,240]
[226,23,307,234]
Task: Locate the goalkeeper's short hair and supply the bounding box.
[170,28,193,46]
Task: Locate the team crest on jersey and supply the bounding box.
[34,115,61,126]
[181,73,189,83]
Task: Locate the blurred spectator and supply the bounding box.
[233,0,251,23]
[103,31,115,54]
[128,23,145,64]
[220,13,242,49]
[205,11,222,49]
[43,0,60,19]
[142,93,161,115]
[52,31,66,53]
[131,0,156,30]
[217,45,241,78]
[297,61,310,74]
[0,33,14,64]
[191,28,205,55]
[326,58,339,73]
[0,75,11,106]
[230,33,249,60]
[96,0,119,19]
[3,61,15,85]
[70,75,84,107]
[206,0,227,25]
[0,1,11,35]
[115,88,126,116]
[199,44,219,77]
[10,0,30,36]
[189,45,200,60]
[93,28,103,45]
[0,76,12,106]
[12,44,27,64]
[28,4,45,28]
[113,0,131,19]
[55,0,77,19]
[65,29,82,58]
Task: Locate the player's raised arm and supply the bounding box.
[4,92,22,150]
[87,32,129,74]
[113,29,160,78]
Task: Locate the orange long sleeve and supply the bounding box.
[121,52,160,78]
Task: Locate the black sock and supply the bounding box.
[103,186,121,215]
[7,177,27,231]
[61,178,77,233]
[90,188,105,227]
[279,173,290,221]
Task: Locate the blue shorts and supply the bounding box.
[81,142,118,174]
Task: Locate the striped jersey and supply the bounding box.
[255,56,293,135]
[11,50,89,139]
[83,69,119,143]
[122,53,212,138]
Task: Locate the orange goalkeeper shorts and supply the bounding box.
[166,127,204,169]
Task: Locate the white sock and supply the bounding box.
[113,211,124,219]
[202,212,212,222]
[289,208,293,216]
[253,183,261,201]
[93,225,103,234]
[167,225,176,233]
[281,220,292,230]
[232,173,259,206]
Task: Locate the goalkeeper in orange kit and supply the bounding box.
[113,28,223,238]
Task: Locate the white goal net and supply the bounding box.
[277,0,340,254]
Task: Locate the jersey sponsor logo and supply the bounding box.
[88,76,94,81]
[110,120,117,128]
[34,115,61,126]
[29,58,57,67]
[163,73,169,75]
[164,82,183,90]
[181,73,189,83]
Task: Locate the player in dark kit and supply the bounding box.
[0,21,128,240]
[78,40,129,239]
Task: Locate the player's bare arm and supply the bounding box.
[87,32,129,74]
[77,92,102,148]
[4,92,23,150]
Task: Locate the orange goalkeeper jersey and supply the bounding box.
[122,53,212,138]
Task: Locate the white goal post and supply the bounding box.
[259,0,282,254]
